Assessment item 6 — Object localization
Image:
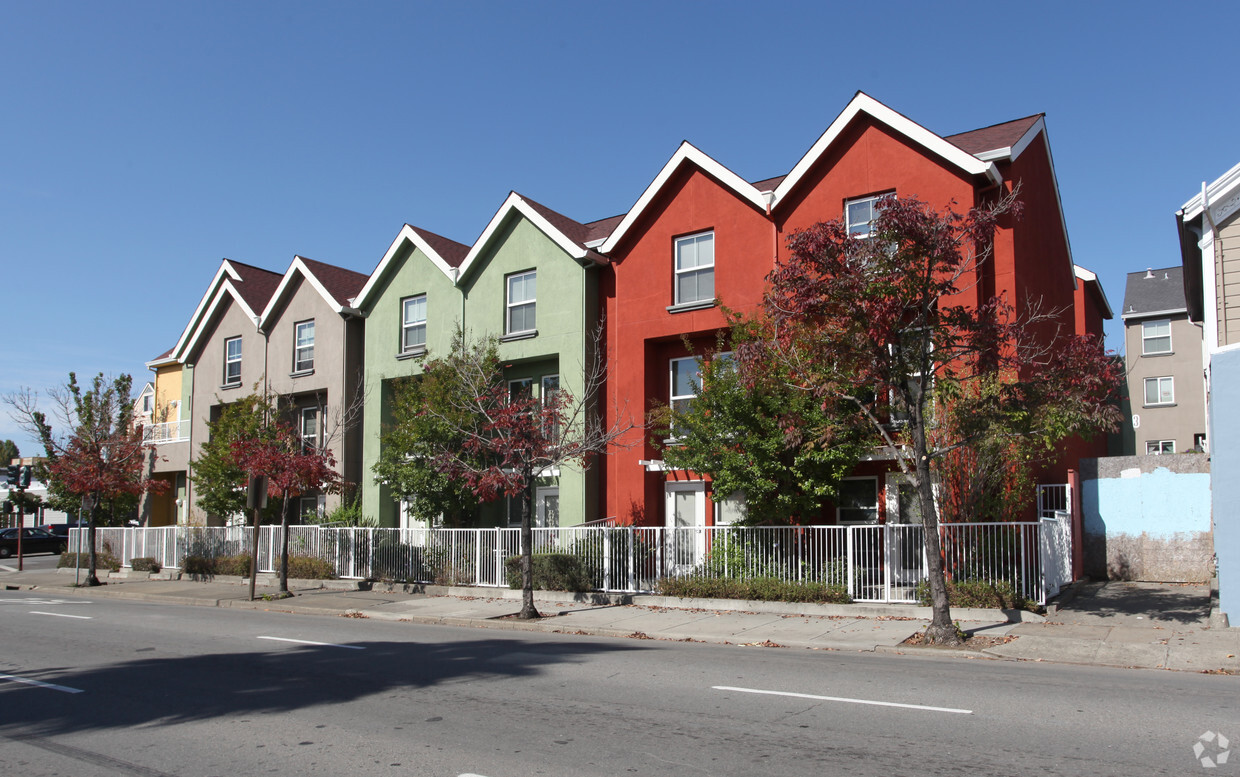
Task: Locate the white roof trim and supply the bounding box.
[599,142,767,254]
[258,256,354,326]
[171,261,261,362]
[175,277,262,363]
[354,225,461,310]
[972,116,1045,163]
[1121,307,1188,321]
[145,355,178,370]
[771,93,1001,210]
[1074,263,1114,319]
[455,193,589,283]
[1180,160,1240,224]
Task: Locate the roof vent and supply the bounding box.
[1165,272,1170,280]
[1145,268,1155,279]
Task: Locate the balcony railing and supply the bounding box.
[142,420,190,445]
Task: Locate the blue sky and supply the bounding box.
[1,1,1235,451]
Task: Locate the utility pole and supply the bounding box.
[247,474,267,601]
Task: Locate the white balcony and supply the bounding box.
[143,419,190,445]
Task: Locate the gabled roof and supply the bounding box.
[1074,264,1114,320]
[598,142,768,254]
[1122,266,1187,320]
[456,192,608,283]
[171,260,282,363]
[770,92,1002,211]
[1179,160,1240,224]
[945,115,1044,161]
[258,255,369,325]
[145,346,177,370]
[353,224,470,311]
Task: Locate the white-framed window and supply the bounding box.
[402,294,427,353]
[669,356,701,437]
[141,392,153,415]
[1143,376,1174,406]
[890,329,932,424]
[300,407,320,452]
[716,491,747,525]
[674,231,715,306]
[224,336,242,385]
[837,477,879,524]
[506,270,537,335]
[294,320,315,372]
[845,193,892,238]
[299,495,326,523]
[1146,440,1175,455]
[508,377,533,403]
[1141,319,1171,355]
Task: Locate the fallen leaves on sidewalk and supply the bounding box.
[740,640,787,648]
[901,631,1017,650]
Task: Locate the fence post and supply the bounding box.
[846,527,855,600]
[628,526,636,592]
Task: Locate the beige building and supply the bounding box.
[1121,266,1207,455]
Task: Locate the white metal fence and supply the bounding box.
[69,514,1071,605]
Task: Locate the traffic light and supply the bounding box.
[18,466,31,489]
[5,464,16,485]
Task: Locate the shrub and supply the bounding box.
[180,555,216,576]
[655,575,851,604]
[915,579,1035,611]
[286,555,337,580]
[505,553,591,592]
[131,557,161,573]
[57,552,122,572]
[215,554,252,577]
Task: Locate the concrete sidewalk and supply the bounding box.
[3,567,1237,673]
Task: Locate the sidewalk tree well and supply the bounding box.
[230,420,341,594]
[652,334,867,525]
[742,192,1122,645]
[405,327,639,620]
[4,373,167,585]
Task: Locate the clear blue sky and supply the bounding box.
[1,1,1235,452]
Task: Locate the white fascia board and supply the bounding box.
[353,225,460,310]
[1120,307,1188,321]
[258,256,348,326]
[599,142,767,254]
[1180,160,1240,221]
[145,356,178,370]
[456,193,587,284]
[176,279,260,363]
[974,117,1046,163]
[171,261,248,361]
[771,93,1001,211]
[1074,263,1115,319]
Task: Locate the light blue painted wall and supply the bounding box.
[1082,469,1211,538]
[1210,349,1240,621]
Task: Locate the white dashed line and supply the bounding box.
[30,611,92,619]
[712,685,972,714]
[0,674,84,694]
[257,636,365,650]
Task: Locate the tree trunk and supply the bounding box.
[86,494,100,587]
[911,420,960,646]
[518,473,540,619]
[278,495,291,594]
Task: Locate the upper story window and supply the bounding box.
[1144,376,1174,406]
[402,294,427,353]
[1146,440,1175,455]
[846,193,892,238]
[294,320,315,373]
[506,270,537,335]
[508,377,533,404]
[669,356,702,437]
[674,231,715,306]
[1142,319,1172,355]
[300,406,320,452]
[224,337,242,386]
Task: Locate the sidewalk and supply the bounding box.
[3,567,1237,673]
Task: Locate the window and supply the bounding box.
[1146,440,1175,455]
[294,320,315,373]
[837,478,879,524]
[674,231,715,306]
[669,356,701,437]
[224,337,242,385]
[541,374,560,441]
[1194,433,1208,452]
[506,270,537,335]
[845,193,891,238]
[300,407,319,452]
[1141,319,1171,355]
[1143,376,1174,406]
[508,377,533,403]
[716,491,747,525]
[890,329,932,424]
[141,393,153,414]
[402,295,427,353]
[299,495,325,523]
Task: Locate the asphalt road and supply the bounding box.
[1,592,1237,776]
[0,551,62,574]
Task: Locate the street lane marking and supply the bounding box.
[0,564,17,572]
[712,685,972,715]
[0,674,84,694]
[0,598,92,606]
[257,636,365,650]
[30,611,92,619]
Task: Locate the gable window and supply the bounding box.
[1146,440,1175,455]
[141,392,153,415]
[837,477,879,524]
[846,193,892,238]
[674,231,715,306]
[294,320,315,373]
[669,356,701,438]
[1143,376,1174,406]
[300,407,320,452]
[224,337,242,386]
[506,270,537,335]
[1141,319,1171,355]
[402,294,427,353]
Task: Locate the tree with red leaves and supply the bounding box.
[231,420,341,595]
[6,373,167,586]
[744,192,1122,645]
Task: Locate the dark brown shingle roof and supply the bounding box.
[410,226,470,268]
[296,256,369,307]
[225,260,283,313]
[945,115,1043,156]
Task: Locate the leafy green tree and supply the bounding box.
[654,337,866,525]
[192,393,273,523]
[0,439,18,468]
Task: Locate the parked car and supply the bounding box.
[0,527,66,558]
[38,522,87,540]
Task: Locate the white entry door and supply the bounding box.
[665,482,706,572]
[536,487,560,528]
[884,474,927,585]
